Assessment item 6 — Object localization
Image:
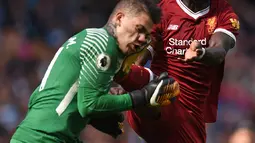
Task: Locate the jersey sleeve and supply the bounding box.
[214,2,240,43]
[77,29,133,118]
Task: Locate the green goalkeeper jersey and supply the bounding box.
[13,28,133,142]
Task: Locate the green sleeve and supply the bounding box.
[77,88,132,117]
[77,28,133,118]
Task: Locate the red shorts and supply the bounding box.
[126,101,206,143]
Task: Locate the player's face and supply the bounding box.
[115,12,153,55]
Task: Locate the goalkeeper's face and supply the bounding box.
[115,12,153,55]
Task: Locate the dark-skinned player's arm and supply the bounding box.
[180,30,239,65]
[200,32,236,65]
[182,31,237,65]
[180,6,240,65]
[202,12,240,65]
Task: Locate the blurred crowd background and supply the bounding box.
[0,0,254,143]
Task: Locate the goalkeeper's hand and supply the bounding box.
[129,72,180,107]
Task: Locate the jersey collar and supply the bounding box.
[176,0,210,19]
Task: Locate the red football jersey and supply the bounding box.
[127,0,240,142]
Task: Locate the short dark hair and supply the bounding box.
[112,0,162,24]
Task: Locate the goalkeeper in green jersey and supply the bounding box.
[11,0,179,143]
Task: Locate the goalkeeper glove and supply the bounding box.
[129,72,180,107]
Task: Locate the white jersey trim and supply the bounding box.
[144,67,154,82]
[176,0,210,19]
[214,28,236,42]
[56,81,78,116]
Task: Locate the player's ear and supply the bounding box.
[115,12,124,26]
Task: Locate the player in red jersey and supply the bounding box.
[124,0,240,143]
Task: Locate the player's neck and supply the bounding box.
[181,0,210,12]
[104,22,116,38]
